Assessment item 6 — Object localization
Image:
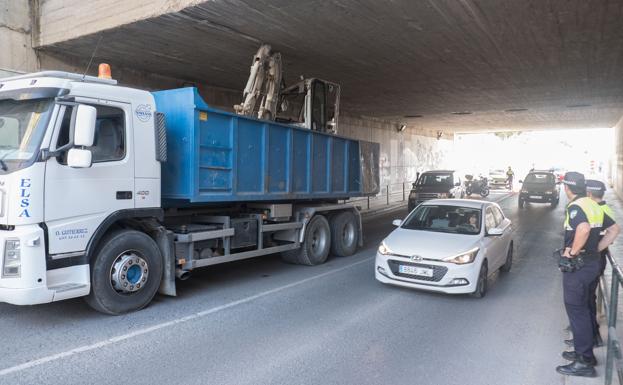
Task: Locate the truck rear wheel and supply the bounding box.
[330,211,359,257]
[281,215,331,265]
[85,230,163,315]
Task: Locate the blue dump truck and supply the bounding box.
[0,71,379,314]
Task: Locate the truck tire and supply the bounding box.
[85,230,163,315]
[281,215,331,265]
[330,211,359,257]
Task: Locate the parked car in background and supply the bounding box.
[407,170,465,212]
[488,169,508,188]
[518,171,560,208]
[376,199,513,297]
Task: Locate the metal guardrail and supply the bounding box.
[599,252,623,384]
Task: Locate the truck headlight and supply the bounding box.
[378,241,393,255]
[2,239,21,277]
[443,248,479,264]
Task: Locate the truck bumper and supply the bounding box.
[0,285,54,305]
[0,224,67,305]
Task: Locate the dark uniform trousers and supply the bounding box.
[588,253,607,337]
[563,255,603,359]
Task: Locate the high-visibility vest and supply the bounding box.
[564,197,604,231]
[600,203,615,221]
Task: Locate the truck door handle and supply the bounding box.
[116,191,133,200]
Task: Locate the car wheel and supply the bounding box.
[471,263,488,298]
[518,198,524,209]
[501,243,513,273]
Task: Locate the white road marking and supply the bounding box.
[0,257,373,377]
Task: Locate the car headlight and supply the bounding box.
[521,190,528,193]
[2,238,21,277]
[443,248,479,264]
[545,191,553,194]
[378,241,393,255]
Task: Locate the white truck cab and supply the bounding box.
[0,71,162,309]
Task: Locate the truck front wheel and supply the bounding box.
[85,230,163,315]
[281,215,331,265]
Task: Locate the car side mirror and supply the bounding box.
[518,180,523,184]
[67,148,92,168]
[392,219,403,227]
[74,105,97,147]
[487,227,503,236]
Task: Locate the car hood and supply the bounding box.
[383,228,480,260]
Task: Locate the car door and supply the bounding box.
[492,206,512,263]
[483,206,503,270]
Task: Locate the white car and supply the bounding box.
[375,199,513,297]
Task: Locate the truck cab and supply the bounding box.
[0,71,161,307]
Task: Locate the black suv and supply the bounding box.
[518,171,560,208]
[407,170,464,212]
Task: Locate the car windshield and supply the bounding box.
[0,98,54,171]
[524,173,554,184]
[416,173,452,186]
[401,205,482,235]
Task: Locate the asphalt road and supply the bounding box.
[0,191,572,385]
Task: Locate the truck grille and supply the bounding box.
[387,260,447,282]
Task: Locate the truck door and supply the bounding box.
[44,100,134,256]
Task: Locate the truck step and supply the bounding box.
[50,283,88,293]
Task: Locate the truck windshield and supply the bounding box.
[0,98,54,172]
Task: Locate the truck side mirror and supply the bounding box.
[74,105,97,146]
[68,105,97,168]
[67,149,92,168]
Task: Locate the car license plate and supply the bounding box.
[529,195,542,199]
[398,265,434,277]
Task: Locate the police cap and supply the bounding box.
[586,179,606,193]
[562,171,586,192]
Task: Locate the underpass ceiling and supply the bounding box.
[37,0,623,131]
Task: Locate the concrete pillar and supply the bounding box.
[1,0,38,76]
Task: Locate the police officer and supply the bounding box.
[585,180,620,345]
[556,172,603,377]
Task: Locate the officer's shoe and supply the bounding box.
[564,338,603,348]
[561,351,597,366]
[556,357,597,377]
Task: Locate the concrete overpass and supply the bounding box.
[4,0,623,189]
